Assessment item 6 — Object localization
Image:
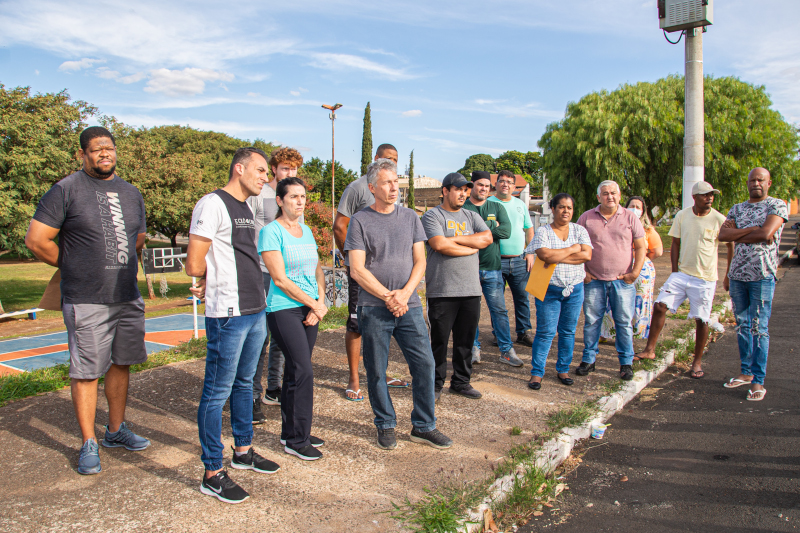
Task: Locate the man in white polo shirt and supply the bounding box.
[635,182,733,379]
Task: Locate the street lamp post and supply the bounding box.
[321,103,342,303]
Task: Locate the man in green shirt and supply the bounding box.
[463,171,523,367]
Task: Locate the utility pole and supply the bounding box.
[683,27,704,210]
[321,103,342,266]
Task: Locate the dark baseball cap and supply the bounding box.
[471,170,491,183]
[442,172,473,188]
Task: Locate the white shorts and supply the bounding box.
[655,272,716,323]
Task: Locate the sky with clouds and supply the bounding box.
[1,0,798,179]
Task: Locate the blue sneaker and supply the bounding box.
[101,422,151,451]
[78,438,102,475]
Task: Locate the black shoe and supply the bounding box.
[620,365,634,381]
[200,470,249,504]
[575,362,596,376]
[280,436,324,448]
[516,329,535,347]
[262,388,281,406]
[528,380,542,390]
[435,389,442,403]
[410,428,453,449]
[377,428,397,450]
[230,446,280,473]
[449,385,482,399]
[285,444,323,461]
[252,399,266,425]
[558,376,574,386]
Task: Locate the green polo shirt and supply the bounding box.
[463,198,511,271]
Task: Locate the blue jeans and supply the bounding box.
[531,283,584,377]
[358,306,436,432]
[729,278,775,386]
[501,255,532,335]
[473,270,513,353]
[198,310,267,471]
[582,279,636,366]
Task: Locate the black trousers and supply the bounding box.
[428,296,481,391]
[267,306,318,450]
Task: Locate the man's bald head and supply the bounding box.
[747,167,772,202]
[748,167,771,180]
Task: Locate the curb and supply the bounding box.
[462,299,732,532]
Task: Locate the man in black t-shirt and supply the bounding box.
[26,127,151,476]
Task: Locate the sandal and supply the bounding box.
[746,389,767,401]
[723,378,752,388]
[689,370,705,379]
[633,353,656,361]
[387,378,409,388]
[345,389,364,402]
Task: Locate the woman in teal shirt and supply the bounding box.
[258,177,327,461]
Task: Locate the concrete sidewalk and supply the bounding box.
[0,254,730,533]
[521,261,800,530]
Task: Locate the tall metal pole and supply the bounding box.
[330,111,336,265]
[683,27,704,210]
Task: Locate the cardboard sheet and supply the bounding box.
[39,269,62,311]
[524,257,556,301]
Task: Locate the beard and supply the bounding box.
[88,162,116,179]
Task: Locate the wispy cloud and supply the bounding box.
[58,58,104,71]
[408,135,508,156]
[306,52,416,80]
[103,114,311,136]
[402,109,422,117]
[143,68,235,97]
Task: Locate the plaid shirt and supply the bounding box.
[526,223,593,292]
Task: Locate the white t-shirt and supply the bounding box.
[190,190,266,318]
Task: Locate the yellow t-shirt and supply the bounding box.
[668,207,726,282]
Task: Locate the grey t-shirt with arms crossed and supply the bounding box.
[421,205,489,298]
[337,175,375,268]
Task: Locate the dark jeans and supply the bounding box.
[358,305,436,431]
[428,296,481,391]
[198,310,266,471]
[267,305,318,450]
[253,272,285,395]
[501,255,533,335]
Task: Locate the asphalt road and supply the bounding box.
[521,260,800,533]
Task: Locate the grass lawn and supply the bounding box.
[655,225,673,250]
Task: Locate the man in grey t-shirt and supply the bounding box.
[333,143,406,401]
[345,159,452,450]
[421,173,491,401]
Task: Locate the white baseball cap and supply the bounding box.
[691,181,721,196]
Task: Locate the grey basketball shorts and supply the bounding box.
[62,297,148,379]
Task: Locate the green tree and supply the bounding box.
[360,102,373,176]
[538,75,800,216]
[0,85,95,257]
[458,153,495,177]
[495,150,543,195]
[407,149,416,210]
[302,157,358,207]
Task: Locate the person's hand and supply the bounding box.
[190,278,206,300]
[303,309,320,326]
[385,290,410,314]
[392,304,409,318]
[618,272,638,284]
[526,254,536,272]
[723,274,730,292]
[722,219,736,229]
[570,243,582,253]
[313,303,328,321]
[584,272,595,284]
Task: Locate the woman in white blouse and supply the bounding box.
[525,193,593,390]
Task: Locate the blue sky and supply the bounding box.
[1,0,798,180]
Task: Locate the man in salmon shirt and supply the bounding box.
[577,180,647,381]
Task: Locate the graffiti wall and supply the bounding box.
[323,267,349,307]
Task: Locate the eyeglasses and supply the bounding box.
[496,180,514,186]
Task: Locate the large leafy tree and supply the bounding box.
[0,85,95,257]
[539,75,800,216]
[458,153,495,177]
[302,157,358,207]
[495,150,543,194]
[360,102,372,176]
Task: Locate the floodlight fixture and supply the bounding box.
[658,0,713,33]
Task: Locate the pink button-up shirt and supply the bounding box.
[577,206,644,281]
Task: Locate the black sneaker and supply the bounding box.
[620,365,634,381]
[280,436,324,448]
[516,329,535,347]
[575,362,596,376]
[377,428,397,450]
[449,385,482,399]
[410,428,453,449]
[262,388,281,406]
[285,444,323,461]
[230,447,280,473]
[252,400,266,425]
[200,470,249,504]
[434,389,442,403]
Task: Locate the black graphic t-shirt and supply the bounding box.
[33,170,146,304]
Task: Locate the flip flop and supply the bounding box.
[387,378,409,388]
[746,389,767,401]
[689,370,705,379]
[723,378,752,388]
[633,354,656,361]
[345,389,364,402]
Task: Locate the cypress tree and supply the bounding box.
[407,150,415,211]
[360,102,372,176]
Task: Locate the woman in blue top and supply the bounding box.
[524,193,593,390]
[258,177,327,461]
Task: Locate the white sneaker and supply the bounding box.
[471,346,481,364]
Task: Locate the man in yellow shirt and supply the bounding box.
[635,182,733,378]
